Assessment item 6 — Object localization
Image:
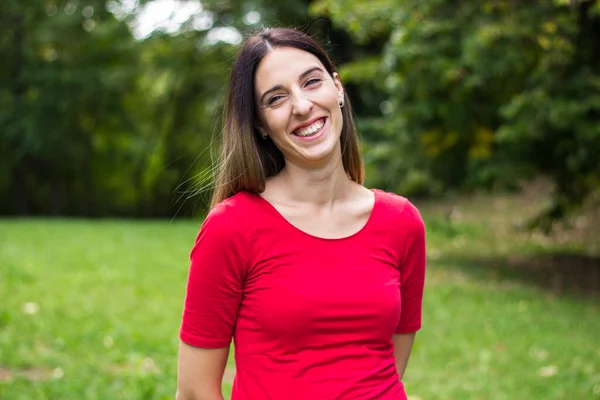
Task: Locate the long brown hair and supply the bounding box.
[210,27,364,208]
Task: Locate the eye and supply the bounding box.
[305,78,322,87]
[268,94,284,105]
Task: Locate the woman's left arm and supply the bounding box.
[393,333,416,379]
[393,200,426,380]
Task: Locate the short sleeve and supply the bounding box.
[179,202,250,348]
[395,201,426,334]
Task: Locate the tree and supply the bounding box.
[0,0,325,217]
[1,0,141,215]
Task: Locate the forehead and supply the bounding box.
[254,47,326,91]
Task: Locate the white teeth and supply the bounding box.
[294,118,325,137]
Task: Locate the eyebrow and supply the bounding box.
[259,66,325,105]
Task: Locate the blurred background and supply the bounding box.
[1,0,599,399]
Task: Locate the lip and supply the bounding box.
[290,117,327,135]
[292,117,328,141]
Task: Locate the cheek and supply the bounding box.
[337,111,344,129]
[262,109,288,132]
[333,102,344,127]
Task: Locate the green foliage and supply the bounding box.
[2,0,599,224]
[0,1,251,216]
[312,0,600,227]
[0,0,331,217]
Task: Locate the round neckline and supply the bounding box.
[253,189,380,242]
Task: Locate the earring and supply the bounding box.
[339,96,345,108]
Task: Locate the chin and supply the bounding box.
[295,142,342,165]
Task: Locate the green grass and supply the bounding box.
[1,192,599,399]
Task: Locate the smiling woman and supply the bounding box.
[176,27,427,400]
[208,28,364,207]
[254,47,346,169]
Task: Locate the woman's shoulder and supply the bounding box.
[372,188,424,227]
[373,189,419,214]
[200,191,260,229]
[192,191,262,254]
[213,190,261,211]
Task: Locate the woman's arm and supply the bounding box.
[177,204,249,399]
[392,333,416,380]
[393,201,425,380]
[176,341,229,400]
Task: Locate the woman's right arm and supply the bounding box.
[177,203,249,400]
[176,342,229,400]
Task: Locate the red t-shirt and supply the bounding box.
[180,189,426,399]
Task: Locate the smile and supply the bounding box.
[292,118,326,137]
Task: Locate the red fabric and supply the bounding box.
[180,189,426,400]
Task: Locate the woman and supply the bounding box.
[177,27,426,400]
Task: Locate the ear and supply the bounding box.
[333,72,344,98]
[255,125,268,139]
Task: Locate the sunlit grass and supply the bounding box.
[1,191,598,399]
[0,219,197,399]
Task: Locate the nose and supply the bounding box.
[291,92,313,116]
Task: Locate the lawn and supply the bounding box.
[1,189,599,399]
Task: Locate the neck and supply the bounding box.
[276,152,353,207]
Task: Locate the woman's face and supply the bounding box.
[254,47,344,169]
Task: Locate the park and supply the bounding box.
[2,1,599,399]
